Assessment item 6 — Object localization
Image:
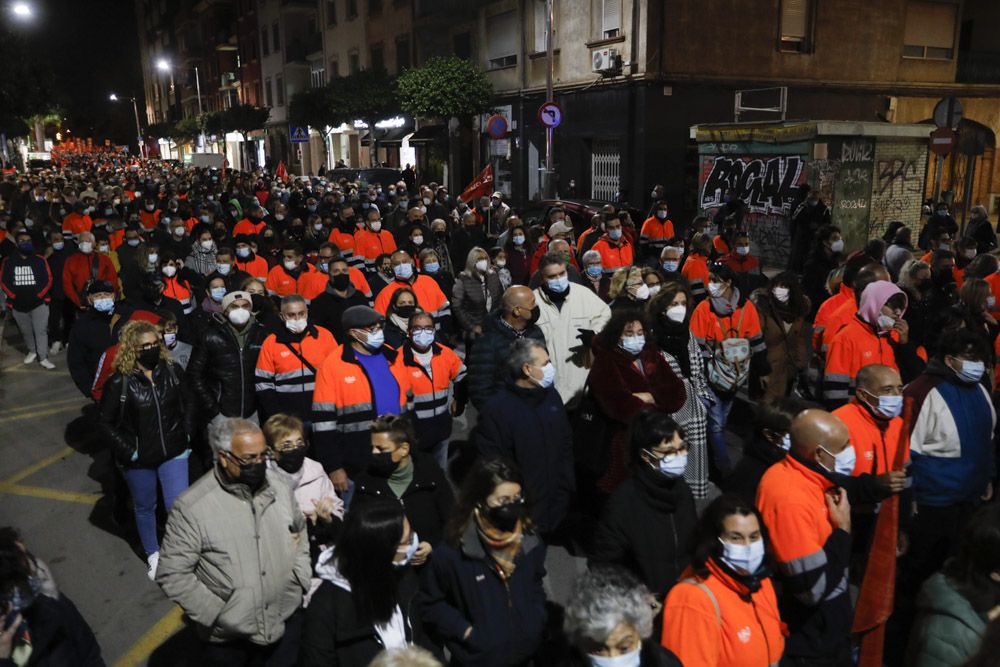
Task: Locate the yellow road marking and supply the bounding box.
[1,446,75,484]
[0,403,82,423]
[0,483,100,505]
[4,395,85,414]
[112,606,185,667]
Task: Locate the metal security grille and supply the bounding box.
[591,139,620,201]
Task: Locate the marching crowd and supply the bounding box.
[2,154,1000,667]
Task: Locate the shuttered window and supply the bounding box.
[601,0,620,39]
[903,1,956,59]
[779,0,812,52]
[487,10,517,68]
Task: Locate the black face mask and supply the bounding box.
[481,500,524,533]
[275,447,307,474]
[932,270,955,287]
[368,451,399,477]
[250,293,270,313]
[528,305,541,324]
[137,347,160,370]
[331,273,351,290]
[916,278,933,292]
[395,305,416,319]
[237,460,267,490]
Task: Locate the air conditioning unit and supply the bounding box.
[591,48,622,73]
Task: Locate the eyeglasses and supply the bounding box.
[646,442,689,458]
[138,342,159,352]
[223,450,271,465]
[487,496,524,509]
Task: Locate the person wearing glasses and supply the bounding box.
[156,418,311,664]
[98,319,193,581]
[419,458,548,667]
[312,305,412,507]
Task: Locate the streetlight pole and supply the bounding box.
[194,65,206,152]
[110,93,147,159]
[544,0,555,199]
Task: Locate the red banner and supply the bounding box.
[460,164,493,203]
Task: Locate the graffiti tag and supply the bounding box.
[700,155,804,216]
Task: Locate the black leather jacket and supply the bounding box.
[99,361,192,468]
[186,319,267,419]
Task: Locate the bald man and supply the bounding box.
[833,365,909,481]
[467,285,546,409]
[757,409,854,665]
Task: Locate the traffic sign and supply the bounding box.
[929,127,955,157]
[289,125,310,143]
[933,97,963,130]
[485,114,509,140]
[538,102,562,129]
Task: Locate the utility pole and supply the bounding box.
[195,65,206,151]
[544,0,555,199]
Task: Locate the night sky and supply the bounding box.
[18,0,144,145]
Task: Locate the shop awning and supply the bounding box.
[361,124,416,147]
[407,124,447,145]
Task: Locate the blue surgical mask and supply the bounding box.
[216,263,231,276]
[719,538,765,575]
[587,646,641,667]
[52,241,65,251]
[411,329,435,349]
[236,247,251,259]
[863,390,903,419]
[531,361,556,389]
[210,286,227,302]
[393,531,420,568]
[780,433,792,451]
[662,260,679,273]
[424,261,440,274]
[956,359,986,383]
[620,335,645,356]
[819,444,857,476]
[363,329,385,350]
[127,238,141,247]
[393,262,413,280]
[649,449,687,477]
[512,235,525,246]
[608,228,622,241]
[546,275,569,293]
[93,297,114,313]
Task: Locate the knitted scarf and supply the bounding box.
[474,509,523,580]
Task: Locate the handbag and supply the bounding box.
[571,381,612,478]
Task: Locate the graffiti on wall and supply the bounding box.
[700,155,805,216]
[869,151,925,240]
[699,154,807,268]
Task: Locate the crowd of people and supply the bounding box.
[1,154,1000,666]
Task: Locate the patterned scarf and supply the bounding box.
[474,509,523,580]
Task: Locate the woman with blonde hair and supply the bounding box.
[452,246,503,345]
[608,266,649,311]
[98,319,192,581]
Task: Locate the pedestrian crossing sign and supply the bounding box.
[289,125,309,143]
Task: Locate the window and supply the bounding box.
[273,22,280,50]
[311,63,326,87]
[265,77,273,107]
[371,44,384,71]
[533,0,556,53]
[453,32,471,59]
[596,0,620,39]
[779,0,813,52]
[347,0,357,19]
[326,1,337,26]
[396,34,411,71]
[348,50,360,73]
[276,75,285,105]
[261,27,269,56]
[487,11,517,68]
[330,58,339,77]
[369,0,382,15]
[903,1,957,59]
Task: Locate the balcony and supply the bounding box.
[214,26,238,51]
[956,50,1000,84]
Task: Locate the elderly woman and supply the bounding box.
[452,246,504,345]
[562,566,682,666]
[608,266,651,311]
[581,249,612,302]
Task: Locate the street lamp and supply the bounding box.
[10,2,32,19]
[155,58,205,151]
[110,93,147,158]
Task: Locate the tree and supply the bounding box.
[172,117,202,145]
[341,68,398,166]
[397,57,493,190]
[146,122,175,141]
[288,86,350,168]
[220,104,271,169]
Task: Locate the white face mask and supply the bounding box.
[475,259,489,273]
[147,252,159,264]
[632,283,650,301]
[162,265,177,278]
[772,287,790,303]
[228,307,251,326]
[647,284,660,297]
[285,318,308,334]
[875,314,896,332]
[780,433,792,451]
[719,537,765,575]
[830,239,845,253]
[735,246,750,256]
[284,259,299,271]
[530,361,556,389]
[172,227,185,237]
[412,235,424,245]
[819,444,856,476]
[163,332,178,348]
[588,646,641,667]
[78,241,93,254]
[707,281,725,298]
[370,221,382,232]
[665,304,686,323]
[200,240,214,251]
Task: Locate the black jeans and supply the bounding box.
[47,296,75,345]
[202,609,303,667]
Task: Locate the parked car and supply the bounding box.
[325,167,402,189]
[519,198,642,237]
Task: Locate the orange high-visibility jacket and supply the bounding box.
[374,276,451,322]
[265,262,318,297]
[832,399,909,476]
[590,236,634,274]
[255,324,338,420]
[354,229,397,268]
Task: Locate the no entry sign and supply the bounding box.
[929,127,955,157]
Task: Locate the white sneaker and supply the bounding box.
[49,341,63,354]
[39,359,56,370]
[23,352,37,364]
[146,552,160,581]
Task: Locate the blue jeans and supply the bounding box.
[340,478,356,511]
[704,388,734,475]
[123,453,190,556]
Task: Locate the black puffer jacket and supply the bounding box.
[186,320,267,419]
[466,311,546,410]
[98,360,192,468]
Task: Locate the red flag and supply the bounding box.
[275,160,289,183]
[460,164,493,203]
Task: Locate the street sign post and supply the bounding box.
[930,127,955,157]
[485,114,508,140]
[289,125,309,143]
[538,102,563,128]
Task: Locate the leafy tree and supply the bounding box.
[341,68,398,166]
[220,104,271,169]
[172,116,202,145]
[288,86,350,167]
[146,122,175,140]
[396,56,493,121]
